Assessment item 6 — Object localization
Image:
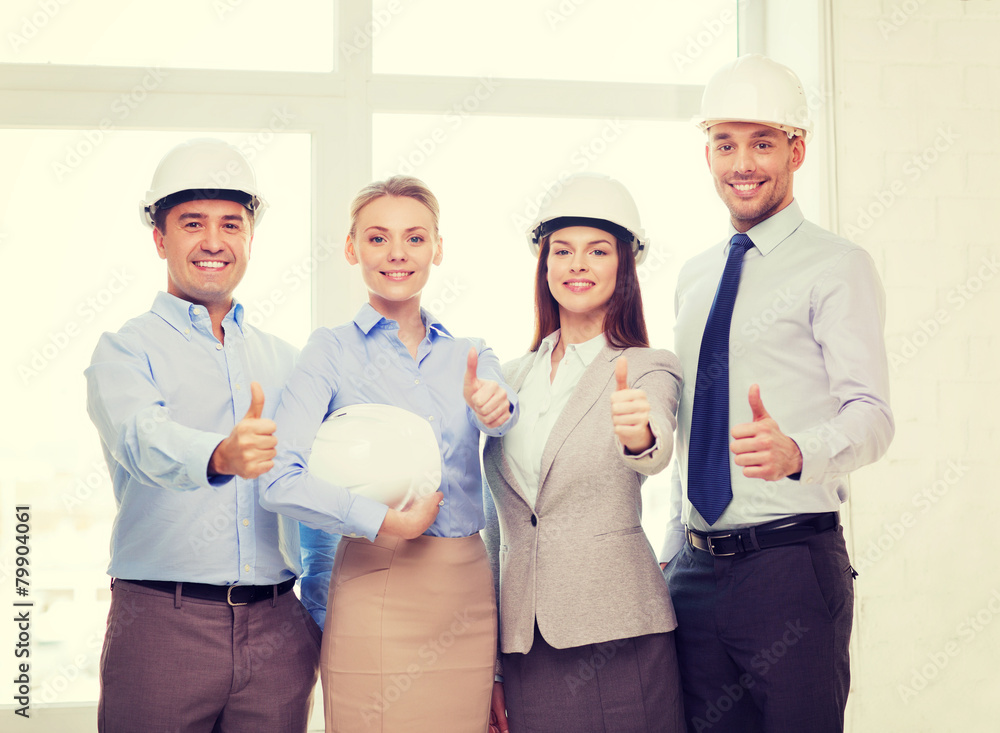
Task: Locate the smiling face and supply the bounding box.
[153,198,252,312]
[345,195,443,318]
[545,225,619,325]
[706,121,806,232]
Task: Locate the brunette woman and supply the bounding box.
[484,173,684,732]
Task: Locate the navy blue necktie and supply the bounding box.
[687,233,753,526]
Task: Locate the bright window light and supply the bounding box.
[373,0,738,84]
[0,0,336,72]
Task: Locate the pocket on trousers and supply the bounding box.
[335,540,393,586]
[804,537,854,623]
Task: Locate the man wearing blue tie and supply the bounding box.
[660,55,894,732]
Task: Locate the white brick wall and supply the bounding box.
[833,2,1000,731]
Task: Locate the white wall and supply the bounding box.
[832,2,1000,730]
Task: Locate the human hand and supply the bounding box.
[730,384,803,481]
[379,491,444,539]
[489,681,508,733]
[463,348,511,429]
[209,382,278,479]
[610,356,654,454]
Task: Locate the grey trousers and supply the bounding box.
[502,625,685,732]
[664,526,854,733]
[98,579,321,733]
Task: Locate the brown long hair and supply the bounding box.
[529,235,649,351]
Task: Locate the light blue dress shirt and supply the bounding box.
[661,200,895,561]
[85,292,302,585]
[262,303,518,626]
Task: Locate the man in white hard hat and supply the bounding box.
[84,139,320,731]
[660,55,894,732]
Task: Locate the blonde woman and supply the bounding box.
[263,176,518,731]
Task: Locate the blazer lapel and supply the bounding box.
[536,345,621,494]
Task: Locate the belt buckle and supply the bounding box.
[707,533,737,557]
[227,585,248,607]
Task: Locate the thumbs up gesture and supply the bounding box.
[463,347,512,430]
[610,356,655,455]
[730,384,803,481]
[209,381,279,479]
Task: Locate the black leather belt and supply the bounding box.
[687,512,839,557]
[116,577,296,606]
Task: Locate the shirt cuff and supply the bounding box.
[787,430,827,484]
[471,386,520,438]
[189,431,230,490]
[659,526,686,564]
[615,416,662,460]
[342,495,390,542]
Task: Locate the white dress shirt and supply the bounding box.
[503,330,608,507]
[661,200,894,561]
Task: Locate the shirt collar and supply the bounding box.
[422,308,453,340]
[538,329,606,368]
[151,292,243,340]
[352,302,453,340]
[727,199,805,257]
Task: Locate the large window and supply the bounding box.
[0,2,822,729]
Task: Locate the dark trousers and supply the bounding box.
[98,580,321,733]
[503,624,685,732]
[664,527,854,733]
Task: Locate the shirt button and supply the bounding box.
[184,328,190,335]
[244,564,250,573]
[349,533,358,538]
[216,344,223,351]
[428,415,434,422]
[242,519,250,527]
[193,307,201,315]
[414,379,421,385]
[235,384,241,391]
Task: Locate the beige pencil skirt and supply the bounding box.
[320,533,497,732]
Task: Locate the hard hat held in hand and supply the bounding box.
[526,172,650,266]
[696,53,813,142]
[140,138,268,229]
[308,404,442,509]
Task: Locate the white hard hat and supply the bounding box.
[526,172,649,266]
[308,404,442,510]
[140,138,268,229]
[696,54,813,142]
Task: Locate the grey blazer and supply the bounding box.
[482,344,682,656]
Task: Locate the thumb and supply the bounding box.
[748,383,769,421]
[464,348,479,393]
[245,381,265,420]
[614,356,629,391]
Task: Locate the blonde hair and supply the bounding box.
[348,175,441,240]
